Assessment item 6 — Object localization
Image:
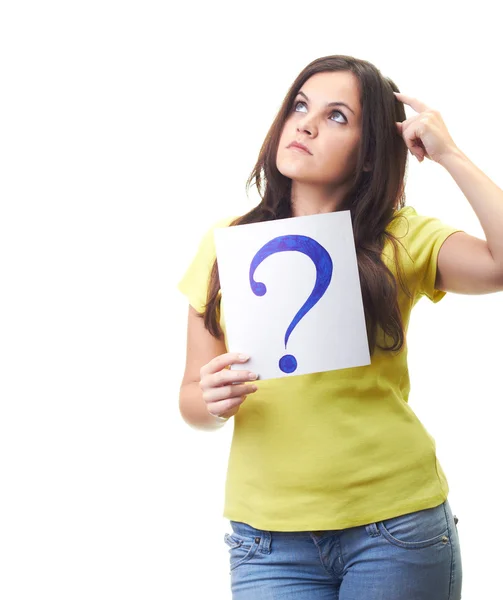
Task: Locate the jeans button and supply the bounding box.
[255,537,260,544]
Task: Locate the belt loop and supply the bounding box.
[259,530,272,554]
[365,522,380,537]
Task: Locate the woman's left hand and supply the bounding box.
[394,92,459,164]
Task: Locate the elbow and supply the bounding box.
[178,385,189,422]
[178,382,201,429]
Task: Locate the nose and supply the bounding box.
[296,118,316,136]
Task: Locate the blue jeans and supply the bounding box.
[224,499,462,599]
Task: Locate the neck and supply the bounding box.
[290,181,350,217]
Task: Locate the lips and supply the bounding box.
[288,141,312,155]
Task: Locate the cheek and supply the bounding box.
[277,125,294,159]
[325,135,360,164]
[279,121,292,142]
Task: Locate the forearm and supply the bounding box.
[179,381,228,432]
[439,147,503,271]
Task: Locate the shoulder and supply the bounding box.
[206,214,241,236]
[386,205,457,245]
[384,204,463,302]
[386,205,419,236]
[177,214,240,312]
[196,215,241,248]
[213,215,240,228]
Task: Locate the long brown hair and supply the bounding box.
[201,55,412,357]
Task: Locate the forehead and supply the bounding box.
[299,71,360,115]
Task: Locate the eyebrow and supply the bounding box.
[296,90,356,116]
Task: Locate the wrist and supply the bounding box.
[437,145,466,169]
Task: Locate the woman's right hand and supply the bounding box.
[199,353,259,420]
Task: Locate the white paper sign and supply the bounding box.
[214,211,371,380]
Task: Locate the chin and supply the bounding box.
[277,167,315,184]
[277,158,307,180]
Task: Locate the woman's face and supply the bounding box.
[276,71,363,187]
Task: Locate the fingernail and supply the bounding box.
[238,354,249,360]
[248,372,258,380]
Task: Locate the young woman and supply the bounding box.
[178,55,503,599]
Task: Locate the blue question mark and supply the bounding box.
[249,235,333,374]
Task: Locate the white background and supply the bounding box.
[0,1,501,598]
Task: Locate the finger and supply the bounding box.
[207,393,250,418]
[393,92,431,114]
[396,113,423,131]
[204,368,258,390]
[219,368,259,386]
[200,352,249,379]
[205,383,258,404]
[401,120,427,160]
[396,114,426,160]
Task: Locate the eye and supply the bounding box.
[293,100,307,113]
[293,100,347,124]
[329,109,347,124]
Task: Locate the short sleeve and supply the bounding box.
[396,206,464,303]
[177,216,237,313]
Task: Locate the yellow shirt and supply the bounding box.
[177,206,464,531]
